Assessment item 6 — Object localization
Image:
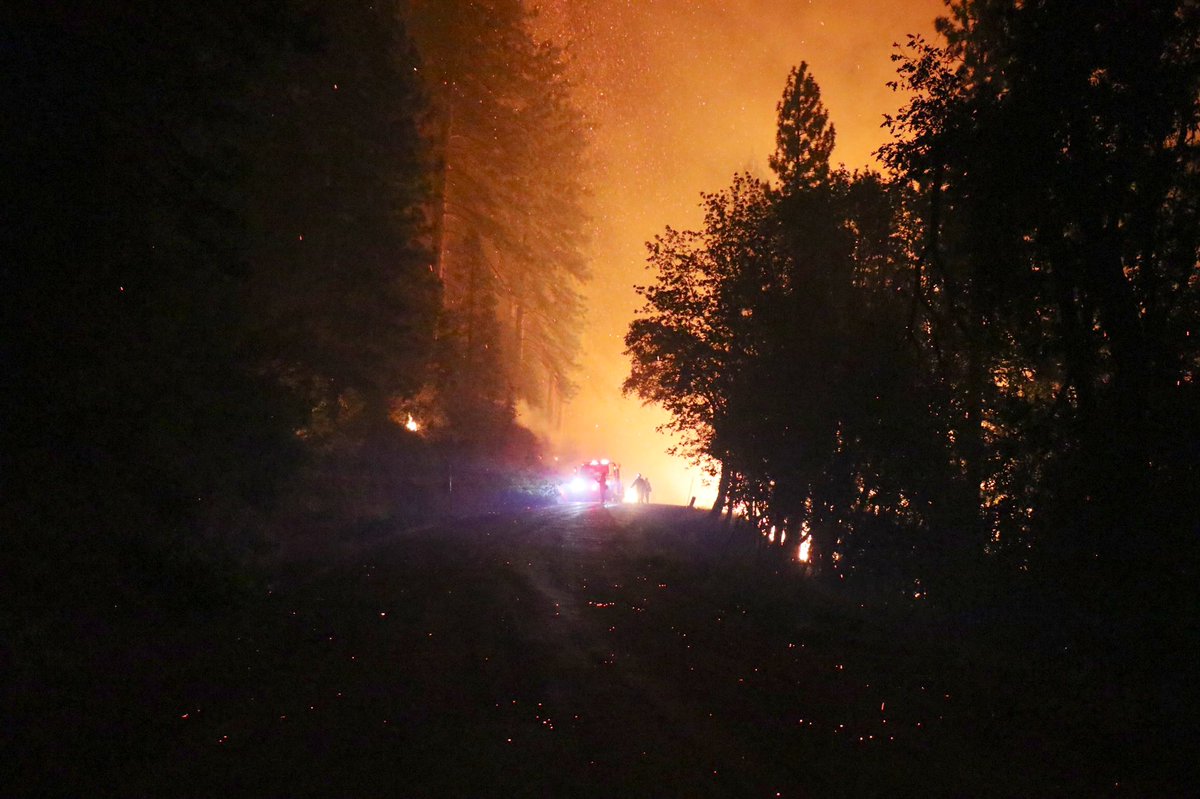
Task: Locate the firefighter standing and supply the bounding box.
[632,473,651,504]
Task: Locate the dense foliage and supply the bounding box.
[882,1,1200,581]
[3,0,587,606]
[627,2,1200,604]
[626,64,948,586]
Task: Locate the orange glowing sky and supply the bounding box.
[531,0,946,505]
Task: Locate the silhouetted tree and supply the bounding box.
[881,1,1200,581]
[769,62,836,193]
[624,173,776,514]
[627,65,945,582]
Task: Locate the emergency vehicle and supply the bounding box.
[560,459,624,503]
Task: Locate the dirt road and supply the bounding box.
[16,503,1171,796]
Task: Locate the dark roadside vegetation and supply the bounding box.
[4,1,1199,796]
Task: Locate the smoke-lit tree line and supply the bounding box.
[410,0,589,435]
[4,0,589,597]
[626,0,1200,597]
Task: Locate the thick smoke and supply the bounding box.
[534,0,943,504]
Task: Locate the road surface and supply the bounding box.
[16,503,1168,796]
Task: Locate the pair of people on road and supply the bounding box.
[631,473,652,504]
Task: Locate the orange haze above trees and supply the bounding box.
[535,0,946,503]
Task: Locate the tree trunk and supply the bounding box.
[432,109,453,283]
[710,463,731,518]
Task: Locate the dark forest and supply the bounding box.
[5,0,588,604]
[4,1,1198,794]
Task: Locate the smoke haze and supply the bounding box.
[533,0,945,504]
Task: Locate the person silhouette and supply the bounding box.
[632,473,651,504]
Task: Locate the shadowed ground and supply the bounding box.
[11,504,1188,796]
